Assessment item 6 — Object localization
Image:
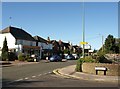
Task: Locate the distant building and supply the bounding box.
[50,40,71,54]
[72,45,82,54]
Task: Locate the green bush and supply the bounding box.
[2,52,9,61]
[8,52,18,61]
[75,56,95,72]
[18,53,25,61]
[97,55,112,63]
[27,58,34,62]
[83,56,95,63]
[0,56,2,61]
[75,59,84,72]
[25,54,30,60]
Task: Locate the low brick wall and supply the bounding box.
[82,63,119,76]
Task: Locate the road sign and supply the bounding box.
[80,42,88,45]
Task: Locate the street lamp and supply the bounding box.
[82,0,85,58]
[99,34,104,52]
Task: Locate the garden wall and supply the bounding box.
[82,63,119,76]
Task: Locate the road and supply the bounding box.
[2,60,118,88]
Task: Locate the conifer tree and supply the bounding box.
[2,37,9,61]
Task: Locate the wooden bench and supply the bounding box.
[95,67,107,75]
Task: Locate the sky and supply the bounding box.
[1,2,118,50]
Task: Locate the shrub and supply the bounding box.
[8,52,18,61]
[97,55,112,63]
[2,52,9,61]
[75,59,84,72]
[63,49,69,54]
[75,56,96,72]
[25,54,30,60]
[27,58,34,62]
[18,53,25,61]
[0,56,1,61]
[83,56,95,63]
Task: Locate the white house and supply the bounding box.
[0,26,40,57]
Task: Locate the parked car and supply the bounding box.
[31,54,40,62]
[72,54,79,59]
[49,55,62,62]
[65,54,75,60]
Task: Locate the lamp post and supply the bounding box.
[99,34,104,52]
[82,0,85,58]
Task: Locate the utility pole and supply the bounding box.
[82,0,85,58]
[102,35,104,52]
[9,17,12,26]
[99,34,104,52]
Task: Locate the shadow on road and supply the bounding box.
[2,78,45,88]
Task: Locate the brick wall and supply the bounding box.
[82,63,119,76]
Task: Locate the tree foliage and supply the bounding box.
[2,37,9,61]
[104,34,120,53]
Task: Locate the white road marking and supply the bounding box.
[38,74,42,76]
[32,76,36,78]
[24,77,29,80]
[48,72,52,74]
[44,73,47,75]
[14,78,23,82]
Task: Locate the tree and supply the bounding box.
[115,38,120,53]
[104,35,115,53]
[2,37,9,61]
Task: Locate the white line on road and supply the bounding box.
[44,73,47,75]
[24,77,29,80]
[32,76,36,78]
[48,72,52,74]
[38,74,42,76]
[14,78,23,82]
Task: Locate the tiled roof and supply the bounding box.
[63,42,70,46]
[34,36,48,43]
[1,26,35,41]
[51,40,59,45]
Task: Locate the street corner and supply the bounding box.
[53,68,71,79]
[53,65,119,84]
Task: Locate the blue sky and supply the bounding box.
[2,2,118,50]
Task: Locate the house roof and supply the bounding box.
[73,45,82,49]
[34,36,48,43]
[63,42,70,48]
[51,40,59,46]
[1,26,35,41]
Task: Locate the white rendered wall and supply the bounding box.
[17,39,36,46]
[38,42,52,50]
[0,33,16,49]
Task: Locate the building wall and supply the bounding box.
[38,42,52,50]
[16,39,36,46]
[0,33,16,49]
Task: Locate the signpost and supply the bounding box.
[80,42,88,45]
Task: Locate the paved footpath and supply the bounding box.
[53,65,119,83]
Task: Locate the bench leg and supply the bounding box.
[104,70,106,75]
[96,70,98,75]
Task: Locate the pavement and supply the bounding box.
[53,65,119,83]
